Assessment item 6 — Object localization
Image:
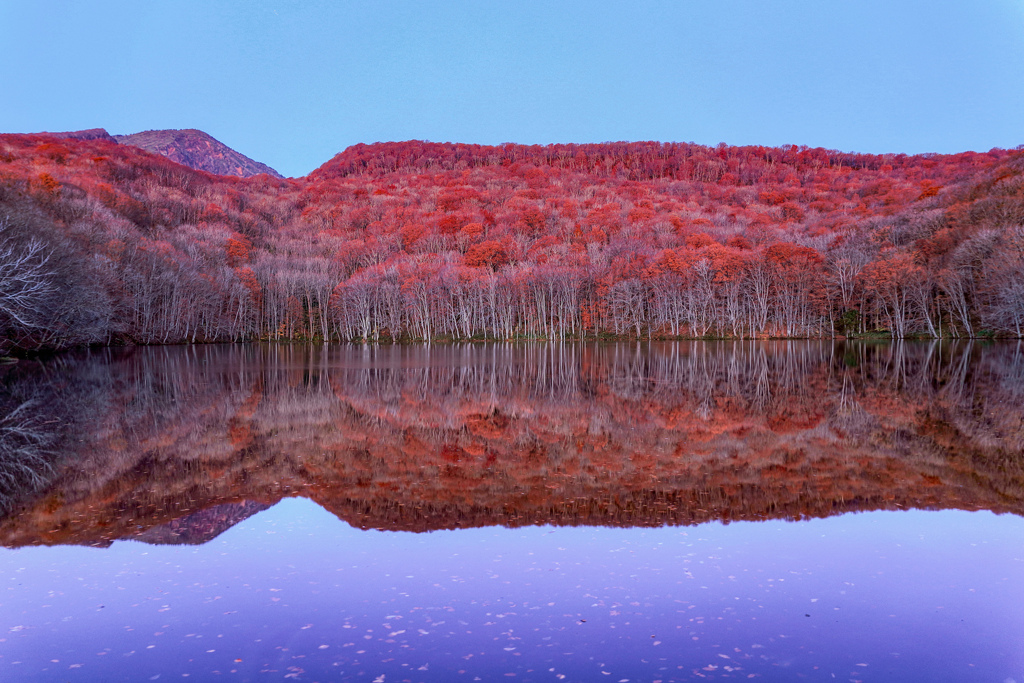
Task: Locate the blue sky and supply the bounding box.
[2,0,1023,177]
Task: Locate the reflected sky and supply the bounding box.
[3,498,1024,681]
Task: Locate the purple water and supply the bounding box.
[3,498,1023,681]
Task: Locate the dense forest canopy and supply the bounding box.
[1,133,1023,353]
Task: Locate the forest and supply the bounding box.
[1,133,1023,353]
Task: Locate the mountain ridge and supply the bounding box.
[113,128,282,178]
[34,127,281,178]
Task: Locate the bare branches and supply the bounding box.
[0,217,58,331]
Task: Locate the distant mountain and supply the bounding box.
[113,129,282,178]
[33,126,282,178]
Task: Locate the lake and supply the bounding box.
[1,341,1023,681]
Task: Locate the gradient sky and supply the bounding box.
[2,0,1023,177]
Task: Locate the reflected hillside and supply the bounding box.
[1,341,1023,547]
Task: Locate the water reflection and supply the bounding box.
[1,341,1023,547]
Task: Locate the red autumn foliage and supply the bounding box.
[0,132,1022,351]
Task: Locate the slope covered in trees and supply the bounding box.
[0,133,1022,352]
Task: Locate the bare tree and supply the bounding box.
[0,217,58,345]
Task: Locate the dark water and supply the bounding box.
[1,341,1023,681]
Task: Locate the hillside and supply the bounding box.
[0,133,1022,353]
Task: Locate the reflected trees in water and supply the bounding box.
[0,340,1022,546]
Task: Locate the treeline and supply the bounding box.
[0,134,1023,353]
[313,140,964,182]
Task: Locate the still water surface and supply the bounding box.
[1,341,1023,681]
